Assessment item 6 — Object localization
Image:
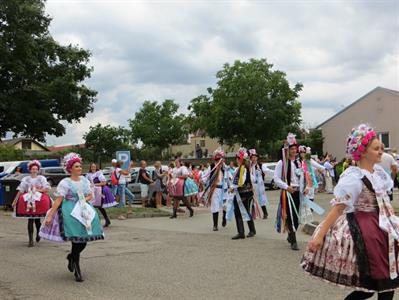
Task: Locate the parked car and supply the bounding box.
[262,162,277,190]
[0,159,60,179]
[40,167,69,187]
[126,166,169,206]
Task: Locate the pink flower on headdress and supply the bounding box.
[298,145,306,153]
[249,149,257,157]
[287,133,297,146]
[63,152,82,173]
[28,160,41,171]
[212,148,225,160]
[346,124,375,161]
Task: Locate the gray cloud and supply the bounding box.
[44,0,399,145]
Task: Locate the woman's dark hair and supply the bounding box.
[89,162,98,173]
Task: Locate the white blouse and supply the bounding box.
[17,175,50,193]
[331,165,393,212]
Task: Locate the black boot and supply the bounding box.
[246,220,256,238]
[67,254,74,272]
[261,206,268,219]
[104,218,111,227]
[28,220,34,247]
[35,219,41,242]
[222,210,227,227]
[212,212,218,231]
[170,208,177,219]
[289,232,299,251]
[189,207,194,217]
[232,215,245,240]
[73,255,84,282]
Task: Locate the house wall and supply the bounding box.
[319,88,399,160]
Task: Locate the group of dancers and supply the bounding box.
[10,123,399,299]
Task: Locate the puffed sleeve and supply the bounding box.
[310,159,325,171]
[39,175,50,189]
[55,178,69,197]
[273,160,288,190]
[261,164,274,177]
[181,166,189,176]
[17,176,29,192]
[330,167,362,212]
[97,171,106,182]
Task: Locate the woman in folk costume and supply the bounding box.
[296,146,318,224]
[229,147,260,240]
[249,149,269,219]
[86,163,117,227]
[12,160,52,247]
[168,158,194,219]
[202,148,229,231]
[274,133,301,250]
[302,124,399,300]
[40,153,104,282]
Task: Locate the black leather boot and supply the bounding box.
[104,217,111,227]
[170,208,177,219]
[212,212,218,231]
[28,220,34,247]
[232,216,245,240]
[73,255,84,282]
[261,206,268,219]
[246,220,256,238]
[289,232,299,251]
[67,254,74,272]
[222,210,227,227]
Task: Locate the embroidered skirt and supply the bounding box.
[40,199,104,243]
[14,193,52,219]
[184,178,198,196]
[301,212,399,292]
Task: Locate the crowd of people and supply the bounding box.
[8,123,399,299]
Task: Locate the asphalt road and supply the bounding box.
[1,190,399,300]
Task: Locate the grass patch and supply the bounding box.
[97,207,171,219]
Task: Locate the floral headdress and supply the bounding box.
[28,160,41,171]
[236,147,248,164]
[248,149,259,157]
[63,152,82,173]
[212,148,225,161]
[298,145,306,153]
[286,133,297,148]
[346,124,376,161]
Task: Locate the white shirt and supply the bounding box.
[273,159,300,190]
[115,168,126,184]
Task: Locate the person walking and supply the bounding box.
[40,153,104,282]
[302,124,399,300]
[12,160,52,247]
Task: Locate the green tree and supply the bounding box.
[129,99,188,157]
[188,58,303,149]
[0,0,97,141]
[0,144,24,161]
[83,124,130,167]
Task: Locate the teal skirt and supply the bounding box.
[60,199,104,243]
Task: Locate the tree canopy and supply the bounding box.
[129,99,188,155]
[83,124,130,167]
[0,0,97,141]
[188,59,303,149]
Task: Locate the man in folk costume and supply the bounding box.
[202,148,229,231]
[274,133,301,250]
[249,149,269,219]
[230,147,261,240]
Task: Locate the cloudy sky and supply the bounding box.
[44,0,399,146]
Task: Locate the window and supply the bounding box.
[378,132,390,149]
[21,141,32,149]
[200,140,205,147]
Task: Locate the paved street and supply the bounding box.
[1,190,399,300]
